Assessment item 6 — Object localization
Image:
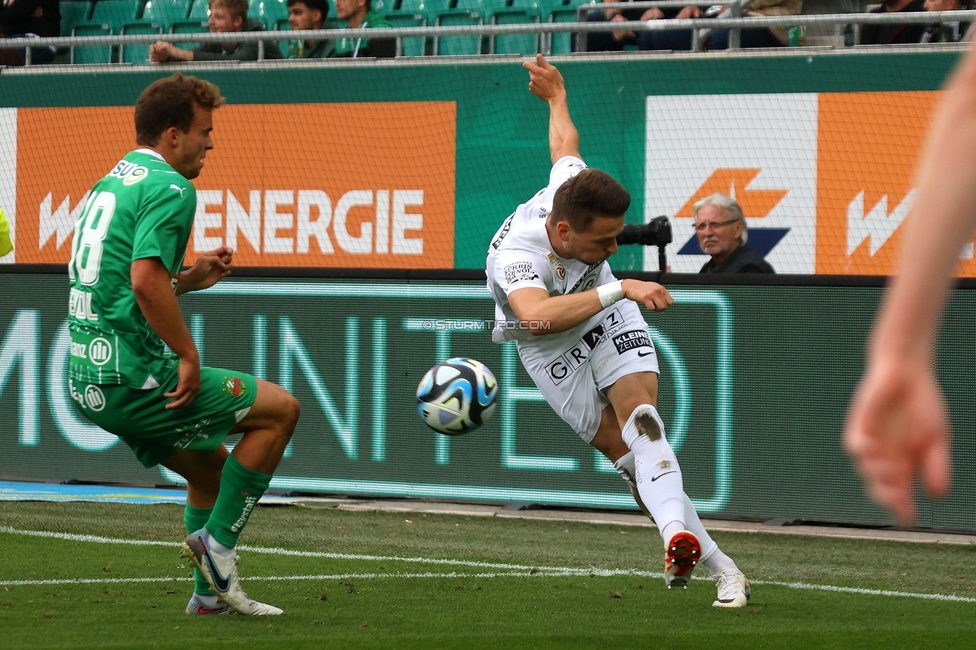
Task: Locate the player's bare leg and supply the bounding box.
[178,379,300,615]
[599,373,749,605]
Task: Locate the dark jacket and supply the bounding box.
[699,243,775,274]
[0,0,60,37]
[192,19,283,61]
[861,0,928,45]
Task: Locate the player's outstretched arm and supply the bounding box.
[522,54,581,164]
[131,257,201,409]
[175,246,233,295]
[844,38,976,522]
[508,279,672,335]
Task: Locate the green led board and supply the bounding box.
[2,274,974,531]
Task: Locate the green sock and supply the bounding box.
[206,454,272,549]
[184,505,215,597]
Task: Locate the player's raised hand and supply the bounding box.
[165,356,202,409]
[845,354,951,524]
[178,246,234,293]
[622,279,673,312]
[523,54,565,102]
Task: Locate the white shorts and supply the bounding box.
[517,300,659,443]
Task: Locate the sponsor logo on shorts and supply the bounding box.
[84,385,106,411]
[545,308,624,385]
[222,376,247,398]
[504,261,539,286]
[88,337,113,367]
[613,329,652,355]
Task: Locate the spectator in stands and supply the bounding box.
[694,193,775,274]
[861,0,927,44]
[0,0,59,64]
[585,0,646,51]
[920,0,970,42]
[286,0,334,57]
[705,0,801,49]
[632,0,800,52]
[150,0,282,62]
[333,0,393,57]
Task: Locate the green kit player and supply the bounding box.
[67,74,300,616]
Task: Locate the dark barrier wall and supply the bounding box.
[2,272,974,531]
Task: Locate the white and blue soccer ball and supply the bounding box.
[416,357,498,435]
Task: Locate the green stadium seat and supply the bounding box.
[87,0,142,32]
[491,0,540,55]
[169,0,209,33]
[435,0,485,56]
[70,22,113,63]
[383,0,433,56]
[273,17,291,57]
[251,0,289,29]
[142,0,191,30]
[60,1,94,36]
[548,0,593,54]
[120,22,162,63]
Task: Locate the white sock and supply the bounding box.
[615,448,738,573]
[621,405,686,550]
[205,529,234,556]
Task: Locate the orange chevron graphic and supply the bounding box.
[675,169,788,218]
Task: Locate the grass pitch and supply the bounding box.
[1,502,975,649]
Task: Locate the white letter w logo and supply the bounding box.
[846,189,916,256]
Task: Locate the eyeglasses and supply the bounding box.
[693,219,740,233]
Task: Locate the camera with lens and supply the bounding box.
[615,215,673,273]
[616,216,672,247]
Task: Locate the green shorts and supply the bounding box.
[69,367,259,468]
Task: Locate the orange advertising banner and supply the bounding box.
[16,102,457,268]
[816,91,946,276]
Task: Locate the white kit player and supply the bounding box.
[486,55,750,608]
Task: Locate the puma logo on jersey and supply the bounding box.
[169,184,186,197]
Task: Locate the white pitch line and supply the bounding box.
[2,526,974,603]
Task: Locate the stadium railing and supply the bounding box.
[2,10,974,65]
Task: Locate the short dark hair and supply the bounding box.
[551,169,631,232]
[286,0,329,18]
[134,74,225,146]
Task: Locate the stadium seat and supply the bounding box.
[435,0,485,56]
[120,22,162,63]
[383,0,433,56]
[491,0,540,55]
[87,0,142,32]
[547,0,592,54]
[169,0,209,31]
[60,1,94,36]
[251,0,289,29]
[70,22,114,63]
[142,0,191,30]
[273,17,291,57]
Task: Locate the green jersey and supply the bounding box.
[67,149,195,389]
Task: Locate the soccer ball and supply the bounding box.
[416,357,498,435]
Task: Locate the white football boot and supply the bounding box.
[712,570,751,608]
[182,529,283,616]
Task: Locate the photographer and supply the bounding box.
[693,193,774,273]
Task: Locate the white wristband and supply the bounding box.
[597,281,624,308]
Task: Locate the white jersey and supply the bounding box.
[486,156,616,345]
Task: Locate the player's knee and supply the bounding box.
[278,392,300,438]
